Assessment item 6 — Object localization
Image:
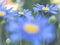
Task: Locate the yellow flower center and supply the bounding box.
[42,7,49,10]
[24,24,39,34]
[18,12,24,15]
[0,11,6,16]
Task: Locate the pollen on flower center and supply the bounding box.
[0,11,6,16]
[24,24,39,34]
[18,12,24,15]
[42,7,49,10]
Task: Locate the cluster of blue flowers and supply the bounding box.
[0,2,58,45]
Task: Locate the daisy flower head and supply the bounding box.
[0,0,14,20]
[15,9,32,17]
[0,4,13,19]
[42,4,58,14]
[33,4,58,14]
[0,4,18,21]
[18,14,56,45]
[14,9,34,21]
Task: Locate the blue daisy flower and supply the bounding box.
[21,14,56,42]
[14,9,32,17]
[13,9,34,22]
[33,4,58,14]
[42,4,58,14]
[0,3,13,20]
[8,14,56,45]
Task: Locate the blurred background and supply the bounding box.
[0,0,60,45]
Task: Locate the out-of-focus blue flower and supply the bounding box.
[33,4,58,14]
[0,4,13,19]
[0,1,15,20]
[8,13,56,44]
[20,14,56,45]
[0,0,17,20]
[14,9,32,17]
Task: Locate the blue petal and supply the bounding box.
[42,25,56,42]
[34,4,42,8]
[24,9,32,16]
[33,7,40,12]
[50,10,57,14]
[32,39,42,45]
[40,18,49,27]
[49,5,54,8]
[51,6,58,10]
[43,25,55,32]
[46,4,49,7]
[36,14,43,22]
[33,4,44,11]
[5,21,20,33]
[9,33,21,42]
